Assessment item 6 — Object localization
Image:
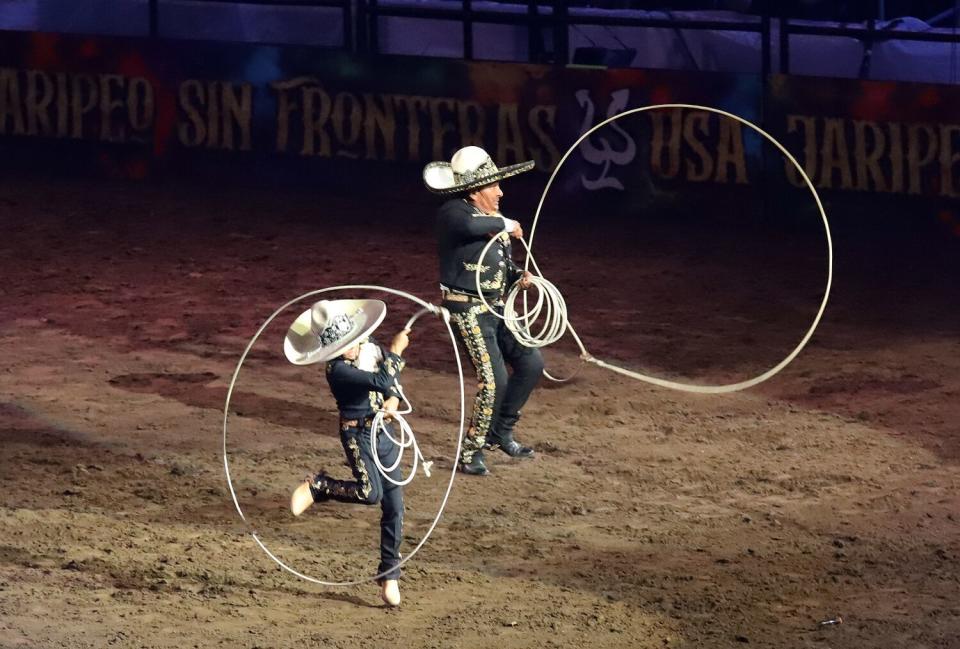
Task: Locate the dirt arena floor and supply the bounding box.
[1,176,958,649]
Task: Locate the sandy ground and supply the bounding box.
[0,176,958,649]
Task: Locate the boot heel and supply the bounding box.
[290,481,315,516]
[379,578,401,606]
[458,451,490,476]
[291,472,332,515]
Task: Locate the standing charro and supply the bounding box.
[423,146,544,476]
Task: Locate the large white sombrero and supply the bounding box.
[423,145,535,195]
[283,299,387,365]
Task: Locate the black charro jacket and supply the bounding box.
[435,198,524,299]
[325,340,405,420]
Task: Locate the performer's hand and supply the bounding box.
[390,329,410,355]
[519,271,534,289]
[509,222,524,239]
[383,396,400,413]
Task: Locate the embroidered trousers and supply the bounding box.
[321,421,404,580]
[446,302,544,463]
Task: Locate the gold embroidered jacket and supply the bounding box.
[325,341,405,419]
[436,198,524,299]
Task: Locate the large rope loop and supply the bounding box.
[518,103,833,394]
[222,285,465,587]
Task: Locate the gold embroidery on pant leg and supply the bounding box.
[324,475,362,502]
[345,436,373,500]
[451,305,497,462]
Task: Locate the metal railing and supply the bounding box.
[779,11,960,76]
[363,1,772,74]
[38,0,958,81]
[147,0,354,49]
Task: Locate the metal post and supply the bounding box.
[759,3,771,227]
[527,0,542,63]
[760,10,770,78]
[858,17,876,79]
[148,0,158,37]
[369,0,379,55]
[344,0,354,52]
[356,0,367,54]
[464,0,473,61]
[778,2,789,74]
[554,0,569,66]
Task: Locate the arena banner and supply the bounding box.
[0,30,958,213]
[766,74,960,201]
[0,29,753,190]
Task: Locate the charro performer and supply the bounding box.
[285,299,411,607]
[423,146,544,476]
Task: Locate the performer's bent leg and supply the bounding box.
[491,321,544,445]
[304,427,404,604]
[309,426,384,504]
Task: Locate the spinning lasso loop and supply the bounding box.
[222,287,465,587]
[492,103,833,393]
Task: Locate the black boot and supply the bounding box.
[459,451,490,476]
[292,472,332,516]
[486,414,535,459]
[486,435,534,458]
[308,472,332,502]
[308,471,365,503]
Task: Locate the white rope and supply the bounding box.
[222,286,465,587]
[370,384,434,486]
[494,103,832,394]
[368,305,440,486]
[472,233,587,382]
[474,234,569,348]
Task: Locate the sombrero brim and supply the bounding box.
[423,159,535,195]
[283,299,387,366]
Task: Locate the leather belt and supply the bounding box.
[340,416,372,431]
[441,290,501,307]
[340,414,391,431]
[441,291,483,303]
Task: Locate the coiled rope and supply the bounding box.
[369,384,433,486]
[474,233,569,348]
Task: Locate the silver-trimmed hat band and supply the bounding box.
[318,313,354,347]
[455,157,497,185]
